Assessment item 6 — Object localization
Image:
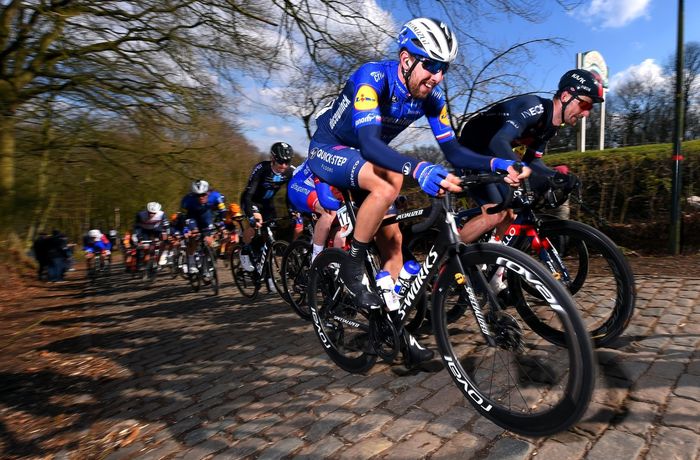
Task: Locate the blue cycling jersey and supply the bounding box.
[180,190,226,230]
[308,60,491,189]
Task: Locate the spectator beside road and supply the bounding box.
[46,229,68,282]
[32,231,50,280]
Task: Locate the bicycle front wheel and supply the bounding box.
[432,243,595,437]
[268,240,290,302]
[307,248,377,374]
[230,244,260,299]
[515,219,636,348]
[281,239,312,320]
[201,246,219,295]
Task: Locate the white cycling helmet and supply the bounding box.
[191,179,209,194]
[397,17,458,64]
[88,229,101,239]
[146,201,162,213]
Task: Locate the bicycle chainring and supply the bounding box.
[369,312,400,363]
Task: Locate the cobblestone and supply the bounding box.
[1,265,698,459]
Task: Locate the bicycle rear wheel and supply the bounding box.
[281,239,312,320]
[307,248,377,374]
[432,243,595,437]
[514,219,636,348]
[230,244,260,299]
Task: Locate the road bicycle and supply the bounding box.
[454,179,636,348]
[86,250,111,281]
[230,219,288,300]
[184,232,219,295]
[306,173,595,436]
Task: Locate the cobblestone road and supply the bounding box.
[0,262,698,459]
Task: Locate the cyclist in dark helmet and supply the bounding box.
[239,142,295,281]
[456,68,605,244]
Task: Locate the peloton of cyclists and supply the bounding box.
[456,68,604,244]
[180,179,227,274]
[306,17,527,364]
[239,142,295,287]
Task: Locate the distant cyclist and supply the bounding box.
[83,229,112,271]
[239,142,295,274]
[180,179,226,273]
[457,68,604,243]
[132,201,169,268]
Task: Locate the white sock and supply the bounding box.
[311,243,324,262]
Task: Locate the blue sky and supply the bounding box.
[239,0,699,157]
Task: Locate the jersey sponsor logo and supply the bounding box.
[520,104,544,119]
[402,162,412,175]
[350,159,361,188]
[354,113,381,127]
[290,182,311,195]
[370,71,384,82]
[315,149,348,167]
[354,85,378,110]
[439,105,450,126]
[506,119,520,129]
[329,95,351,129]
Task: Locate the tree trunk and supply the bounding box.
[0,113,16,197]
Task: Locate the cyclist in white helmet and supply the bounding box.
[306,17,528,364]
[132,201,169,270]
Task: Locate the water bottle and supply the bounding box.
[394,260,420,299]
[375,270,400,311]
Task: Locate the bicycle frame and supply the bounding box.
[338,189,501,346]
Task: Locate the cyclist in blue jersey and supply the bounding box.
[307,17,528,363]
[287,159,346,262]
[239,142,295,274]
[180,179,226,273]
[457,68,604,243]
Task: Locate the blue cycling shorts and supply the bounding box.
[288,174,317,214]
[307,141,366,191]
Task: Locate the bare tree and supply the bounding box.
[665,42,700,140]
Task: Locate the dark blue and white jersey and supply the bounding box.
[240,160,293,214]
[458,95,559,170]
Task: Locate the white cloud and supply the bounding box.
[577,0,651,28]
[265,125,294,136]
[608,58,666,92]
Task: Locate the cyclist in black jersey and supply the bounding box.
[457,68,604,243]
[239,142,295,274]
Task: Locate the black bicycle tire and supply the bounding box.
[513,219,636,348]
[268,240,290,302]
[307,248,377,374]
[431,243,595,436]
[231,244,260,300]
[203,246,219,296]
[281,239,313,320]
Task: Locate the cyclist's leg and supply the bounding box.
[459,182,512,243]
[308,145,385,305]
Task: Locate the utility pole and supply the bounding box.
[670,0,684,255]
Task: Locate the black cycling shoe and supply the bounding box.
[401,330,434,364]
[339,257,382,308]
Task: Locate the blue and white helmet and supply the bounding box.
[397,18,458,63]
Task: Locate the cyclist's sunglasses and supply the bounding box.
[196,192,209,198]
[415,56,449,75]
[574,95,594,111]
